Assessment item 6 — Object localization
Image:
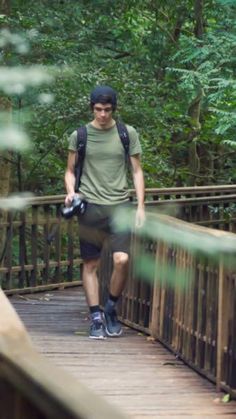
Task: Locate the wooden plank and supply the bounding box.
[0,258,82,274]
[4,281,82,296]
[0,289,127,419]
[10,287,236,418]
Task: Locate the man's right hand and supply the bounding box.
[65,193,75,207]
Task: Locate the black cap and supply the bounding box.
[90,85,117,110]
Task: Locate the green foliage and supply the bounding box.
[3,0,236,194]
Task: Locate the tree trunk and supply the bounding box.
[194,0,204,38]
[0,0,10,14]
[187,0,204,185]
[0,0,12,272]
[0,98,12,273]
[187,89,203,186]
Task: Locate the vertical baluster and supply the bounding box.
[54,204,62,283]
[216,258,225,391]
[5,212,13,290]
[121,232,135,321]
[19,211,27,288]
[30,206,38,287]
[43,205,50,284]
[229,275,236,389]
[67,218,74,282]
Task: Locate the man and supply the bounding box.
[65,85,145,339]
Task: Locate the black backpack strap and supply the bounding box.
[74,126,87,191]
[116,122,130,162]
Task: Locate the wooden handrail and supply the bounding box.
[0,289,127,419]
[146,193,236,205]
[1,184,236,206]
[143,211,236,241]
[130,184,236,196]
[99,211,236,397]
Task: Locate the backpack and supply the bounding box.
[74,122,130,192]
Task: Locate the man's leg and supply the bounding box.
[110,252,129,297]
[82,258,100,306]
[78,203,110,339]
[83,258,106,339]
[104,251,129,337]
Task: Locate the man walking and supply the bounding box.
[65,85,145,339]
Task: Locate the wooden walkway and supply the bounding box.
[10,287,236,419]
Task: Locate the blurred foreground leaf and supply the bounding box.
[0,66,53,95]
[0,125,30,150]
[222,394,230,403]
[134,253,191,288]
[0,193,34,210]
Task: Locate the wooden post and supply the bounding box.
[150,241,164,338]
[5,212,13,290]
[19,211,27,288]
[30,206,38,287]
[216,258,224,392]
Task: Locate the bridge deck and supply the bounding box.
[10,287,236,419]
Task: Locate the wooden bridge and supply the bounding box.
[1,186,236,418]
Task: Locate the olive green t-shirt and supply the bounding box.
[68,123,142,204]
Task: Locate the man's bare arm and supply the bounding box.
[130,154,145,228]
[64,151,76,205]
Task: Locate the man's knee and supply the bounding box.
[83,258,100,274]
[113,252,129,269]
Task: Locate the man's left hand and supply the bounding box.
[135,207,145,229]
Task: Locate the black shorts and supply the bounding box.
[78,202,132,260]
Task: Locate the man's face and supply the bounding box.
[93,103,113,126]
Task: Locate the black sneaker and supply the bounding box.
[89,321,106,340]
[104,310,123,337]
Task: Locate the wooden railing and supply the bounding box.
[135,185,236,231]
[99,212,236,397]
[1,187,236,397]
[1,185,236,292]
[0,289,127,419]
[0,196,83,292]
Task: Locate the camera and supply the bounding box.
[61,195,87,219]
